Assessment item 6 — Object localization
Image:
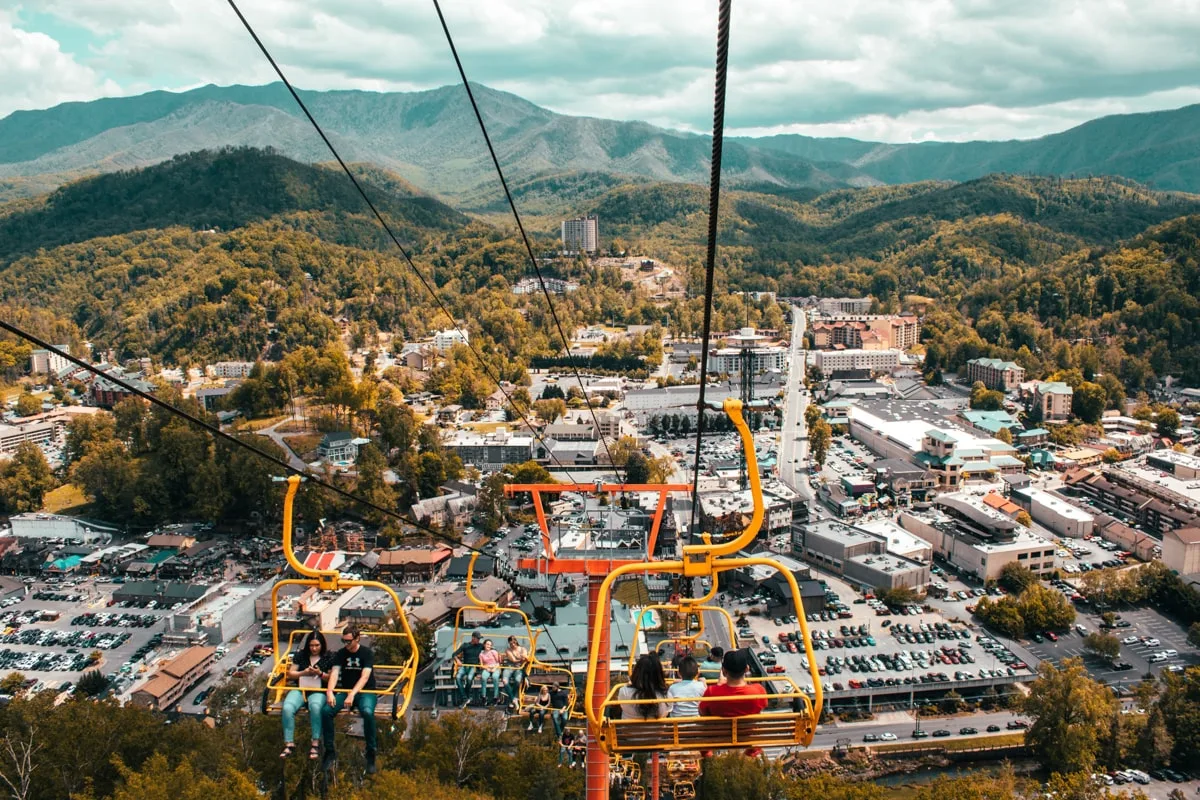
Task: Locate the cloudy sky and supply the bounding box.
[4,0,1200,142]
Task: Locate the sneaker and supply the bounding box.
[365,751,377,775]
[527,721,534,731]
[537,725,543,733]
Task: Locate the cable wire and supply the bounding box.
[224,0,586,487]
[688,0,733,542]
[222,0,579,663]
[429,0,625,485]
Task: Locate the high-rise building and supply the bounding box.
[561,215,599,255]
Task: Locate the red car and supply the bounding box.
[768,665,786,674]
[1045,631,1058,642]
[787,642,799,653]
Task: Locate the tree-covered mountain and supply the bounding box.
[5,83,1200,212]
[737,103,1200,192]
[0,147,467,262]
[0,83,863,208]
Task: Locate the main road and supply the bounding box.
[777,306,812,501]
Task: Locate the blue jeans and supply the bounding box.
[282,690,327,744]
[529,708,548,729]
[455,666,478,705]
[500,667,525,698]
[559,744,575,766]
[321,692,377,754]
[552,709,568,736]
[480,668,501,701]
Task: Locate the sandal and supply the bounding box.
[280,743,296,759]
[309,744,321,761]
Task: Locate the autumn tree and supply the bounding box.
[1022,657,1116,773]
[1082,632,1121,662]
[1072,381,1107,424]
[0,442,56,513]
[969,381,1005,411]
[809,417,832,468]
[999,562,1037,594]
[14,392,41,417]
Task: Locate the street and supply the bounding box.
[777,305,812,501]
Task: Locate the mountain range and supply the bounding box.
[2,83,1200,208]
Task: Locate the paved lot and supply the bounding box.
[1023,606,1200,693]
[0,578,195,697]
[723,570,1032,701]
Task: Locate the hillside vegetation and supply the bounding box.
[2,148,1200,386]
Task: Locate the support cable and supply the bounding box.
[687,0,734,543]
[430,0,626,485]
[224,0,585,486]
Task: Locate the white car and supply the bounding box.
[1142,638,1160,647]
[1122,636,1139,644]
[1162,649,1178,658]
[878,732,898,741]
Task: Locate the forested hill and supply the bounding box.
[587,174,1200,263]
[0,148,467,262]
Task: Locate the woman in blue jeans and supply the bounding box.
[281,631,334,760]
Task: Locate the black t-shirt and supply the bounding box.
[334,644,376,690]
[456,641,484,665]
[550,687,570,709]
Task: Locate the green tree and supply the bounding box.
[969,381,1004,410]
[809,417,832,468]
[1018,583,1076,632]
[531,398,565,423]
[1072,381,1107,424]
[1188,622,1200,648]
[0,672,27,695]
[995,426,1013,445]
[973,595,1025,638]
[75,669,109,697]
[1156,407,1181,438]
[1023,657,1117,773]
[624,451,651,484]
[14,391,41,417]
[1082,632,1121,662]
[356,442,399,522]
[999,562,1037,594]
[1096,373,1126,410]
[0,442,57,513]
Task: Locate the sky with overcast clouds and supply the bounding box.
[3,0,1200,143]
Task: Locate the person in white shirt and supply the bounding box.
[666,656,706,717]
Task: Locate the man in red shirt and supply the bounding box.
[698,649,767,717]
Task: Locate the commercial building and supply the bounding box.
[131,646,215,711]
[848,405,1022,489]
[966,358,1025,392]
[799,520,930,590]
[1029,381,1073,423]
[181,581,277,644]
[1010,486,1094,538]
[818,297,872,315]
[375,545,455,582]
[561,215,599,255]
[208,361,256,379]
[447,431,534,472]
[30,346,71,375]
[0,420,55,454]
[1147,450,1200,480]
[8,513,121,543]
[433,328,470,353]
[1063,469,1200,536]
[813,349,901,375]
[898,494,1058,581]
[1163,527,1200,575]
[810,315,921,351]
[704,328,787,375]
[856,518,934,563]
[90,368,156,408]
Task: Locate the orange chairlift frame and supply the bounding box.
[449,552,577,712]
[261,475,420,720]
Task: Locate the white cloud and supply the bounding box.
[0,10,123,119]
[6,0,1200,142]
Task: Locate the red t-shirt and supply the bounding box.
[698,683,768,717]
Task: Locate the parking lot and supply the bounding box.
[0,578,174,695]
[1023,605,1200,692]
[725,570,1032,707]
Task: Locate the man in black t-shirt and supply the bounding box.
[321,626,378,773]
[453,631,484,707]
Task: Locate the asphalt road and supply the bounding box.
[778,306,812,501]
[806,708,1028,749]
